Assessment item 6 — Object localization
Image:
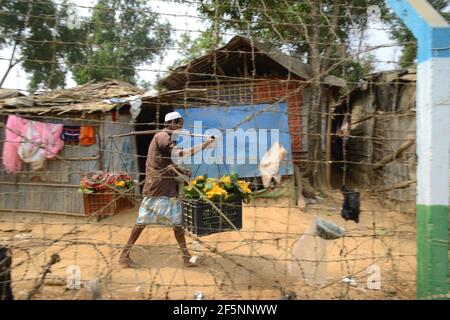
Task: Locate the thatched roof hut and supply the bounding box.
[0,80,144,216]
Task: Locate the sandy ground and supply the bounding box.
[0,191,417,300]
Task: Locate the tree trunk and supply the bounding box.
[305,0,342,189]
[0,42,19,88]
[306,0,326,188]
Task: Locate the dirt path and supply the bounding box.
[0,192,416,300]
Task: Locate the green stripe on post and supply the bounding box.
[416,204,449,299]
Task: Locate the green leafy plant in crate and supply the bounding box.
[183,173,252,203]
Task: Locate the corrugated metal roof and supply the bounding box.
[333,68,417,110]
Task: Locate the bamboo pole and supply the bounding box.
[109,130,210,138]
[0,182,79,188]
[373,139,415,170]
[374,179,416,192]
[0,208,85,217]
[325,91,333,188]
[62,157,99,161]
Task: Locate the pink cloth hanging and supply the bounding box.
[2,115,64,173]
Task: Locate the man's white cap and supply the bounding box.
[165,111,183,122]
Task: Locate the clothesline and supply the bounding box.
[1,115,96,174]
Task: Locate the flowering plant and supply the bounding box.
[183,173,252,203]
[79,172,134,194]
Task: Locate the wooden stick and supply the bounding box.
[294,166,306,209]
[0,208,85,217]
[0,182,79,188]
[325,91,332,188]
[373,139,415,170]
[350,114,375,126]
[375,179,416,192]
[26,254,61,300]
[109,130,210,138]
[62,157,99,161]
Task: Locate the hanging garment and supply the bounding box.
[111,110,117,122]
[103,95,142,121]
[339,116,350,144]
[61,126,81,145]
[2,115,64,173]
[259,142,288,188]
[17,118,64,171]
[2,115,26,173]
[128,96,142,120]
[79,126,95,146]
[18,124,46,171]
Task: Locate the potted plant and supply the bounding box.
[79,172,135,216]
[181,173,252,236]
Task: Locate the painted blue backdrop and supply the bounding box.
[174,103,293,178]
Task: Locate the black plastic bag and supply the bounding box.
[0,246,13,300]
[341,186,360,223]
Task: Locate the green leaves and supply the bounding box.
[69,0,172,86]
[184,0,384,84]
[383,0,449,68]
[182,174,253,203]
[169,30,224,70]
[0,0,172,90]
[0,0,67,89]
[204,181,214,191]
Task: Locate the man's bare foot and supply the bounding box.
[119,256,141,268]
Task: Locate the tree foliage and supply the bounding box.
[0,0,172,90]
[68,0,172,85]
[383,0,450,67]
[183,0,381,186]
[170,30,224,70]
[0,0,66,89]
[192,1,380,78]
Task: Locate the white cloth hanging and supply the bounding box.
[104,95,142,121]
[17,120,64,171]
[259,142,287,188]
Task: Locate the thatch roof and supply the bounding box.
[159,36,314,90]
[159,35,346,90]
[0,80,143,115]
[0,89,24,100]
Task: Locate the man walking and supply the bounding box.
[119,111,214,268]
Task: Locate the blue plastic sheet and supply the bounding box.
[174,103,293,178]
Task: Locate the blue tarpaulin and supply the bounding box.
[174,103,293,178]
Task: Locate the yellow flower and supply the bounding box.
[237,180,251,194]
[220,175,232,185]
[115,181,125,187]
[205,184,228,199]
[197,175,204,180]
[188,179,197,188]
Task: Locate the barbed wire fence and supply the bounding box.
[0,0,445,300]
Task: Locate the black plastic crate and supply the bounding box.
[181,197,243,236]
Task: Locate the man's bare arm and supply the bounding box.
[179,137,215,157]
